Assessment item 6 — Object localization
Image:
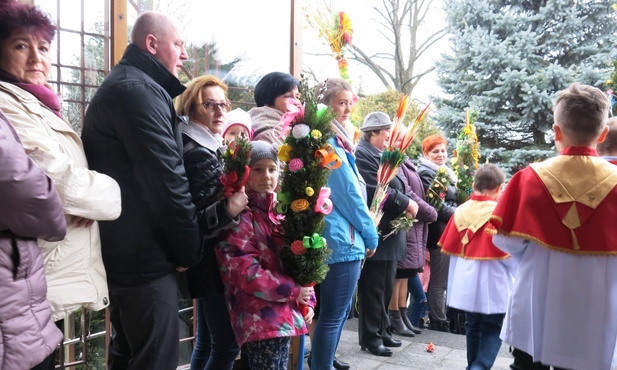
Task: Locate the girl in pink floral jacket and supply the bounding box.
[215,141,315,369]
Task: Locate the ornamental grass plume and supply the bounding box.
[276,77,337,315]
[370,96,430,230]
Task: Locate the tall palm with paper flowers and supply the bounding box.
[370,96,431,237]
[276,78,337,316]
[451,108,480,204]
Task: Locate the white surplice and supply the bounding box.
[493,234,617,370]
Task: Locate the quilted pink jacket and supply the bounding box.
[0,111,65,369]
[215,191,312,346]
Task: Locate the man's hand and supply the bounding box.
[406,199,419,218]
[226,186,248,218]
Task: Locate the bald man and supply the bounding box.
[597,117,617,165]
[82,11,200,370]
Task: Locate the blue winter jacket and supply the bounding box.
[322,137,379,265]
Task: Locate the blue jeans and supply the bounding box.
[407,274,427,327]
[311,260,362,369]
[190,295,239,370]
[465,312,504,370]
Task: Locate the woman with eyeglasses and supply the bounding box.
[249,71,300,147]
[175,75,248,370]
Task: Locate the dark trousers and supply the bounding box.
[428,248,449,323]
[357,259,397,347]
[107,272,181,370]
[190,295,239,370]
[510,348,568,370]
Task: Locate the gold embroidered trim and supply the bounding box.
[441,248,510,260]
[531,156,617,208]
[454,200,496,234]
[492,230,617,256]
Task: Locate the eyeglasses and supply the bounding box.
[201,101,231,112]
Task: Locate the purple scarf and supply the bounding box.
[0,69,62,118]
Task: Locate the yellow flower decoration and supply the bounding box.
[607,79,614,85]
[305,187,315,196]
[291,199,310,212]
[311,129,322,139]
[278,144,292,163]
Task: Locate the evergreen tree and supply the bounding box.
[435,0,614,149]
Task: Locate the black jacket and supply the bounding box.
[417,162,458,250]
[355,138,409,261]
[180,120,237,297]
[82,44,201,284]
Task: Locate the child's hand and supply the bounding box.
[297,286,314,305]
[303,306,315,324]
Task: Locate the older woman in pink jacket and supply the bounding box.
[0,110,65,370]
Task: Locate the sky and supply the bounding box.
[35,0,451,101]
[180,0,451,101]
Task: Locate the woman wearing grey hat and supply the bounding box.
[354,112,419,357]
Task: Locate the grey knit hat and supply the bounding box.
[360,112,393,132]
[250,140,278,167]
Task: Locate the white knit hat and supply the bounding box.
[222,108,252,139]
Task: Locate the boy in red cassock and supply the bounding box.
[439,163,517,370]
[490,83,617,370]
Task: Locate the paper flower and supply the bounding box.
[305,187,315,196]
[278,143,292,163]
[288,158,304,172]
[291,240,307,255]
[291,199,309,212]
[292,123,311,139]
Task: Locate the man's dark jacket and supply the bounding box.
[82,44,201,284]
[355,138,409,261]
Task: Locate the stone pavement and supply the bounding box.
[304,317,514,369]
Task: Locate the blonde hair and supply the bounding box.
[175,75,228,122]
[316,77,352,106]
